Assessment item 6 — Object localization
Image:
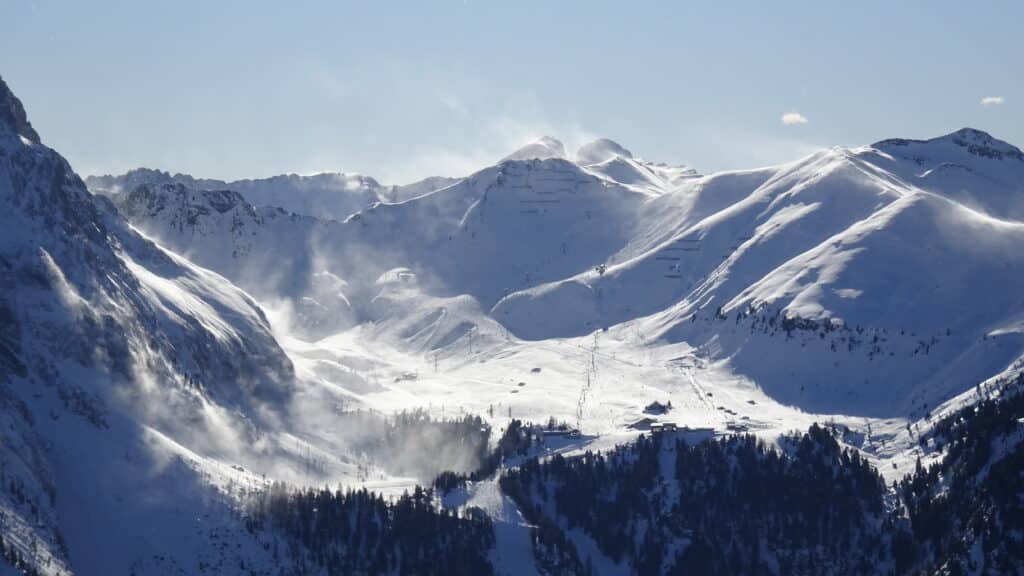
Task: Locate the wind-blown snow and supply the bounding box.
[0,75,318,575]
[7,63,1024,573]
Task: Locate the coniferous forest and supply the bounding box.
[496,374,1024,575]
[247,482,494,576]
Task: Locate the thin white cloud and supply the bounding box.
[980,96,1005,106]
[781,112,809,125]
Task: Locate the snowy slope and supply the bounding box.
[575,138,699,195]
[109,123,1024,425]
[0,76,314,576]
[113,182,361,338]
[494,132,1024,417]
[100,135,697,345]
[113,153,656,343]
[870,128,1024,219]
[109,121,1024,426]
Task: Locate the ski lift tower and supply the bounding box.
[576,367,589,433]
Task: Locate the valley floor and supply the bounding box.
[276,314,943,496]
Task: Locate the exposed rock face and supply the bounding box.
[0,76,40,143]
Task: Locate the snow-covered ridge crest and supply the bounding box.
[87,166,463,221]
[87,134,698,228]
[875,127,1024,163]
[501,135,567,162]
[575,137,633,165]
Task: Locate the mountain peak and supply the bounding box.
[945,127,996,141]
[0,75,41,143]
[940,127,1024,159]
[501,136,566,162]
[874,127,1024,162]
[575,138,633,165]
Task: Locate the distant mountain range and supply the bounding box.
[108,125,1024,419]
[86,168,461,222]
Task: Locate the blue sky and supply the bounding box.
[1,1,1020,183]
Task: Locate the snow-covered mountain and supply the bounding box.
[10,64,1024,574]
[110,140,676,348]
[87,134,693,224]
[0,76,304,575]
[495,130,1024,417]
[114,126,1024,422]
[112,182,361,338]
[87,168,460,221]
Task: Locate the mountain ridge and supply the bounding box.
[87,166,462,222]
[111,124,1024,420]
[7,68,1024,574]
